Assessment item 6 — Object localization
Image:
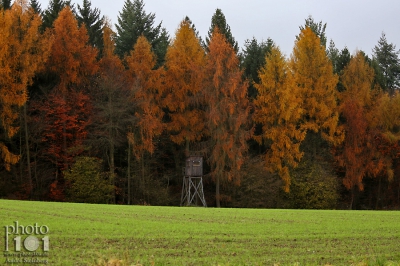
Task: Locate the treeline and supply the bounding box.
[1,0,400,209]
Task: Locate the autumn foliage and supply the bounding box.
[205,29,253,207]
[126,35,163,156]
[164,20,206,154]
[0,2,50,170]
[254,46,305,192]
[1,4,400,209]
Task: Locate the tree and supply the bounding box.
[337,52,376,206]
[126,36,164,201]
[64,157,114,203]
[327,40,351,91]
[205,8,238,53]
[204,29,253,207]
[254,46,306,192]
[335,51,400,209]
[184,16,202,43]
[126,35,163,156]
[46,6,98,92]
[88,23,131,203]
[0,0,11,10]
[0,2,51,173]
[291,27,342,158]
[241,37,274,99]
[163,19,206,155]
[29,0,42,14]
[115,0,167,64]
[372,32,400,95]
[36,6,97,197]
[76,0,104,52]
[298,15,327,47]
[42,0,71,29]
[38,90,91,174]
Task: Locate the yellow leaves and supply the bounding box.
[163,19,206,145]
[0,143,20,171]
[254,46,306,191]
[0,1,51,169]
[291,27,340,141]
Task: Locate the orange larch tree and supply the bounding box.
[254,46,306,192]
[291,27,343,156]
[125,35,164,200]
[0,1,51,171]
[163,19,207,156]
[47,6,98,93]
[126,35,164,157]
[204,29,253,207]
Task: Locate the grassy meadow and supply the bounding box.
[0,200,399,265]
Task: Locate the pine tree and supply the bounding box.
[115,0,168,65]
[76,0,104,52]
[298,15,327,47]
[373,32,400,95]
[241,37,274,98]
[205,8,238,53]
[0,0,11,10]
[29,0,42,14]
[42,0,72,29]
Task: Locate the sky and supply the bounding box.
[37,0,400,57]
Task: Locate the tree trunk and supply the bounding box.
[24,104,32,195]
[375,176,382,210]
[127,140,131,205]
[185,138,190,157]
[141,152,146,203]
[216,175,220,207]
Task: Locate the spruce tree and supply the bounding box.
[241,37,274,98]
[77,0,104,52]
[42,0,72,29]
[205,8,238,53]
[373,32,400,95]
[115,0,168,65]
[298,15,327,47]
[0,0,11,10]
[29,0,42,15]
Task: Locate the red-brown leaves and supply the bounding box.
[205,29,252,187]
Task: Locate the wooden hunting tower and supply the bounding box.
[180,156,207,207]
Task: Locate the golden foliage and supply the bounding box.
[0,2,51,169]
[163,20,207,148]
[291,27,342,145]
[254,46,306,192]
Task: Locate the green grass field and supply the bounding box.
[0,200,399,265]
